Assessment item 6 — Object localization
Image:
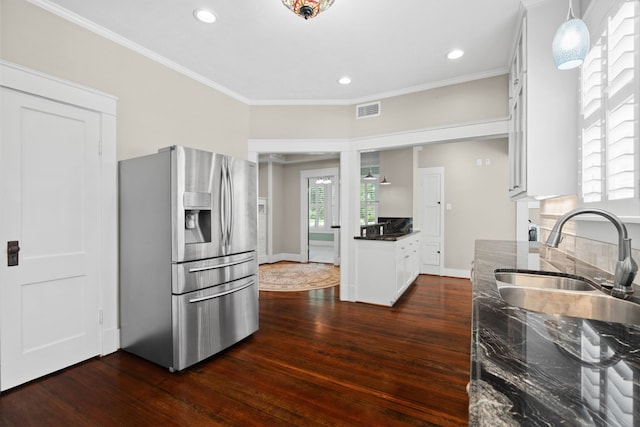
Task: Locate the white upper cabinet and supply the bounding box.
[508,0,580,199]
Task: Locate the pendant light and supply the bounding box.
[281,0,335,20]
[552,0,590,70]
[380,176,391,185]
[363,169,376,180]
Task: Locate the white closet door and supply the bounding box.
[1,87,101,391]
[418,168,444,275]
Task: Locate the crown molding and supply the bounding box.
[248,68,509,107]
[26,0,251,105]
[27,0,509,108]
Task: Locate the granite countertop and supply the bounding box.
[470,240,640,426]
[353,231,420,241]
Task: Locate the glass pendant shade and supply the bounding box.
[552,2,590,70]
[281,0,335,20]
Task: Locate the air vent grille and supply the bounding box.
[356,101,381,119]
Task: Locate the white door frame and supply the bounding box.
[417,167,445,276]
[300,167,339,263]
[0,61,118,367]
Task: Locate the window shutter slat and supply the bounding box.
[580,1,638,209]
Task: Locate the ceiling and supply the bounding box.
[40,0,524,104]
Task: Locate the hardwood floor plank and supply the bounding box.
[0,274,471,426]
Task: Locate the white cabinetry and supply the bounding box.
[258,197,267,262]
[356,232,420,306]
[508,0,579,199]
[509,18,527,197]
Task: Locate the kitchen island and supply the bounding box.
[354,231,420,306]
[470,240,640,425]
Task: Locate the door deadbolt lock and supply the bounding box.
[7,241,20,266]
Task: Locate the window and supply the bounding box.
[308,179,336,230]
[360,173,378,225]
[309,183,325,229]
[580,0,639,215]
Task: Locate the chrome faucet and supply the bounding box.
[545,208,638,296]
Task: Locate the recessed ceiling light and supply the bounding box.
[447,49,464,60]
[338,76,351,85]
[194,8,216,24]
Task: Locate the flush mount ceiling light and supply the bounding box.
[281,0,335,20]
[193,8,216,24]
[315,177,332,184]
[447,49,464,60]
[552,0,590,70]
[338,76,351,85]
[322,177,332,184]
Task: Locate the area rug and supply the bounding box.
[259,262,340,292]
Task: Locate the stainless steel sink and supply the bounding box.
[494,270,596,291]
[494,269,640,325]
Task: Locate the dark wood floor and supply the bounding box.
[0,275,472,426]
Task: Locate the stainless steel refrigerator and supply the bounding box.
[119,145,258,371]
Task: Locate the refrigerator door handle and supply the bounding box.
[188,255,255,273]
[219,161,228,247]
[226,161,234,247]
[188,281,255,303]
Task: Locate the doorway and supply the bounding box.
[300,167,340,265]
[417,167,444,275]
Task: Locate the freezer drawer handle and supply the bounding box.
[188,281,255,303]
[188,256,255,273]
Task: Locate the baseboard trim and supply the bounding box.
[442,268,471,279]
[309,241,334,247]
[259,253,305,264]
[102,327,120,355]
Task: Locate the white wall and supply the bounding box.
[271,163,285,255]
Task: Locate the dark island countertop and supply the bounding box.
[353,231,421,241]
[470,240,640,426]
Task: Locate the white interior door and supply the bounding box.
[418,168,444,275]
[300,167,339,264]
[1,87,101,391]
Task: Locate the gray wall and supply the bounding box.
[378,148,414,217]
[1,0,250,161]
[5,0,514,272]
[249,105,352,140]
[249,75,508,141]
[251,76,510,264]
[418,139,515,270]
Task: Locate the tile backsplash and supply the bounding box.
[539,196,640,284]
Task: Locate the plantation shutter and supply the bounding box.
[580,0,638,214]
